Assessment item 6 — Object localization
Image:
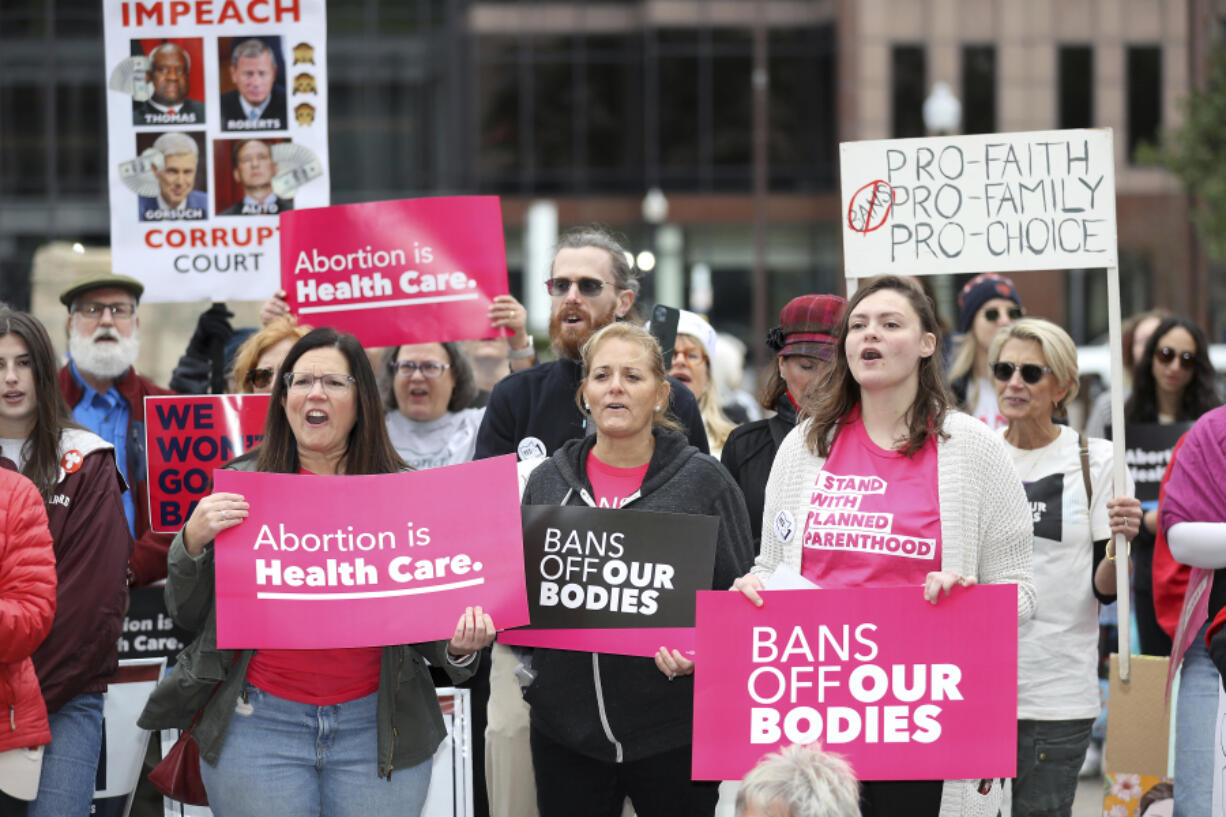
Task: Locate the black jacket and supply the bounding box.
[720,396,798,554]
[474,357,709,460]
[520,429,753,763]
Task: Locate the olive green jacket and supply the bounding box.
[137,458,477,778]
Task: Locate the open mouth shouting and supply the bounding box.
[2,389,25,407]
[305,409,329,426]
[860,347,883,362]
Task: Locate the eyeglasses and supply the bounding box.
[245,367,275,389]
[73,302,136,321]
[991,361,1053,384]
[283,372,355,394]
[392,360,450,379]
[545,277,607,297]
[982,306,1024,323]
[1154,346,1196,371]
[671,348,704,365]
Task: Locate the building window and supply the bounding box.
[1058,45,1093,130]
[891,45,926,138]
[961,45,995,135]
[1127,45,1162,162]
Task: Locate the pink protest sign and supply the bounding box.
[145,394,270,533]
[211,455,528,649]
[692,585,1017,781]
[280,196,509,348]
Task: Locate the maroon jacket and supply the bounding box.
[0,469,56,752]
[58,364,175,586]
[3,429,134,713]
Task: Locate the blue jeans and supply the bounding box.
[1175,622,1219,817]
[26,691,105,817]
[199,684,432,817]
[1013,718,1093,817]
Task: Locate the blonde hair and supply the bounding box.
[575,322,683,434]
[736,743,860,817]
[232,316,312,393]
[677,331,737,451]
[987,317,1080,416]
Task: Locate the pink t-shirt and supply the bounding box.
[586,452,649,508]
[800,412,942,588]
[246,466,383,704]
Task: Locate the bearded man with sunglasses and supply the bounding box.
[56,273,175,587]
[473,227,707,817]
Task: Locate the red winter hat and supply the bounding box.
[769,294,847,359]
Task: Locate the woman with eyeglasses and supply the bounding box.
[0,308,132,815]
[231,316,313,394]
[734,276,1035,816]
[382,343,486,469]
[665,310,738,456]
[989,318,1141,817]
[947,273,1025,429]
[137,328,495,817]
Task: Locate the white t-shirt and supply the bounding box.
[973,376,1008,430]
[384,407,485,470]
[1001,425,1125,721]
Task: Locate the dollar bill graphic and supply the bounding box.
[108,56,151,100]
[272,159,323,199]
[119,154,159,179]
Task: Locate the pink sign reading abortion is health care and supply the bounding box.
[692,585,1018,781]
[211,455,528,649]
[281,196,509,348]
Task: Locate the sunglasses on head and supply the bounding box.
[991,361,1052,384]
[244,367,275,389]
[1154,346,1196,370]
[545,277,607,297]
[982,306,1024,323]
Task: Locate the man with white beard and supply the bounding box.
[56,273,175,586]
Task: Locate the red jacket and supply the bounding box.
[1153,433,1192,639]
[58,364,175,586]
[0,469,57,753]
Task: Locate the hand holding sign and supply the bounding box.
[654,646,694,680]
[922,571,976,604]
[448,605,496,659]
[184,491,250,557]
[733,572,767,607]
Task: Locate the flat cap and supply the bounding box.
[59,273,145,308]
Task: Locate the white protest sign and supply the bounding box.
[103,0,330,302]
[840,128,1117,277]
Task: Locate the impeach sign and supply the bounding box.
[145,394,270,533]
[211,456,529,649]
[692,585,1018,781]
[840,128,1118,276]
[499,506,718,657]
[281,196,510,348]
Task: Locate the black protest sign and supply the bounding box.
[1108,423,1192,504]
[515,505,718,631]
[118,586,195,664]
[1023,472,1064,541]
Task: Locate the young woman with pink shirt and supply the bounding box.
[734,275,1034,817]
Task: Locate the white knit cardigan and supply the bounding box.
[751,410,1035,817]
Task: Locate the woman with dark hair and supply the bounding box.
[721,294,846,554]
[522,321,752,817]
[1124,316,1221,658]
[137,328,496,817]
[0,308,132,816]
[383,341,485,469]
[734,276,1034,816]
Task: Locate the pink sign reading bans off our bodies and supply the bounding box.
[211,455,528,649]
[692,585,1017,781]
[281,196,509,349]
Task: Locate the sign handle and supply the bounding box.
[1107,263,1131,683]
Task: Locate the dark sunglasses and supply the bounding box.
[545,277,606,297]
[983,306,1024,323]
[1154,346,1196,371]
[244,367,275,389]
[991,361,1052,384]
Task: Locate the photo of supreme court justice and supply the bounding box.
[215,138,293,216]
[136,131,208,221]
[131,40,206,126]
[219,37,288,131]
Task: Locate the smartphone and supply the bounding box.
[648,304,680,367]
